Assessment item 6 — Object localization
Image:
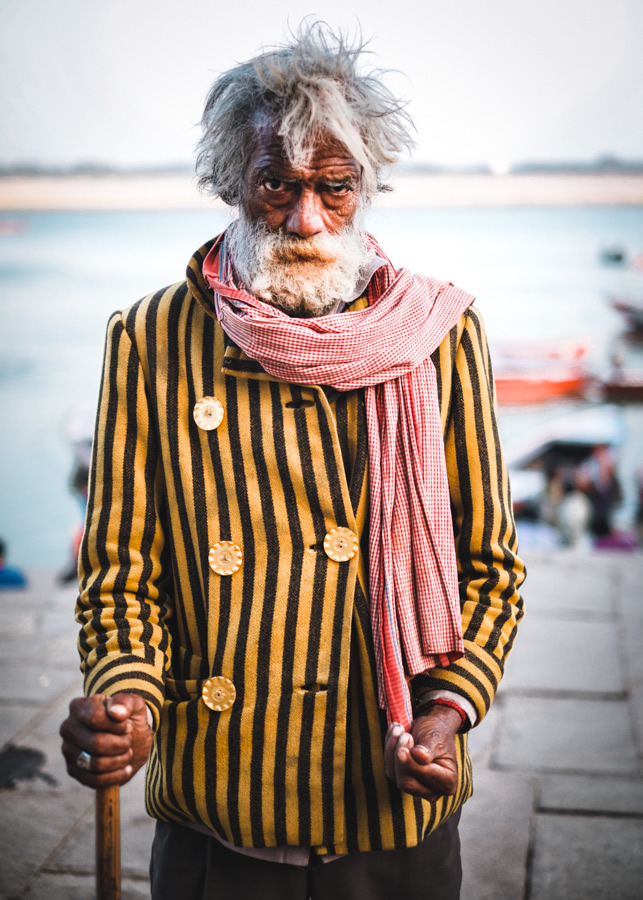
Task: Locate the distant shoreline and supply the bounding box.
[1,172,643,211]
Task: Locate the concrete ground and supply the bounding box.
[1,551,642,899]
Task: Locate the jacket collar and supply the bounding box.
[185,236,221,319]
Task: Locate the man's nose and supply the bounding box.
[285,190,325,237]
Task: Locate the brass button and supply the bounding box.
[202,675,236,711]
[323,527,358,562]
[209,541,242,575]
[194,396,224,431]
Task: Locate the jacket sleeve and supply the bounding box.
[413,306,526,725]
[76,309,171,729]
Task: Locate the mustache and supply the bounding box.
[270,235,338,265]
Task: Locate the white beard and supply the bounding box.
[225,214,376,317]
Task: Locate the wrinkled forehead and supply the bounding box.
[247,116,289,163]
[246,113,360,176]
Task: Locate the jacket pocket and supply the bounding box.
[164,677,201,702]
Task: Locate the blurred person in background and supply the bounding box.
[0,539,27,589]
[555,474,593,550]
[579,444,623,544]
[58,407,94,584]
[60,23,525,900]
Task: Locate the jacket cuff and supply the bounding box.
[411,640,504,725]
[415,689,477,729]
[83,655,165,732]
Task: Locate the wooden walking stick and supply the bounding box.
[96,784,121,900]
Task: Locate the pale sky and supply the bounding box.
[1,0,642,172]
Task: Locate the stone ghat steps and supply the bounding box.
[461,550,643,900]
[1,554,642,898]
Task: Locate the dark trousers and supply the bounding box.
[150,812,462,900]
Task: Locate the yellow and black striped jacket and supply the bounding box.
[77,238,525,855]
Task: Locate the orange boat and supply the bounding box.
[494,365,590,404]
[491,339,593,404]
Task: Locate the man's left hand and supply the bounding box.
[384,705,461,801]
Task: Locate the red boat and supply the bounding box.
[494,365,590,404]
[491,341,592,405]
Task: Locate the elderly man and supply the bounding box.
[60,24,524,900]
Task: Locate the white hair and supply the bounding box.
[195,21,415,206]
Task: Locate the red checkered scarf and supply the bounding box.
[202,232,473,730]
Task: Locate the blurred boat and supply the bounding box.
[608,251,643,332]
[601,376,643,402]
[610,296,643,331]
[504,404,625,472]
[492,340,592,405]
[600,245,627,265]
[495,365,590,404]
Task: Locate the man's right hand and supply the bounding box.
[60,692,153,788]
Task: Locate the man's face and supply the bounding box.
[227,119,373,317]
[242,119,362,236]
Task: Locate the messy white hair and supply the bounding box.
[195,20,415,206]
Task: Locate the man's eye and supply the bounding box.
[326,183,351,194]
[264,178,288,192]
